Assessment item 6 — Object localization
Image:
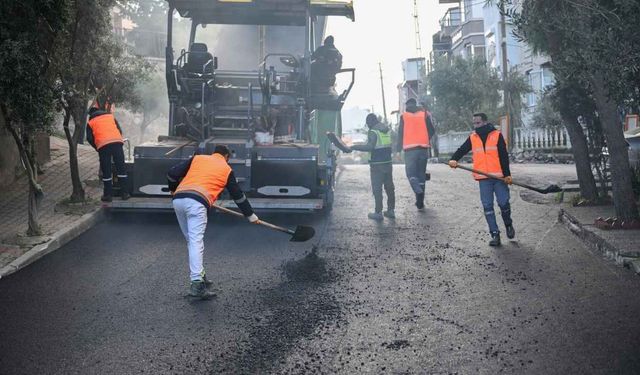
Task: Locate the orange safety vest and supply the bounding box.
[471,130,503,180]
[402,111,431,150]
[87,114,123,150]
[174,154,231,207]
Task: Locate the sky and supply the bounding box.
[326,1,452,122]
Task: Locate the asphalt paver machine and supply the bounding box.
[115,0,355,211]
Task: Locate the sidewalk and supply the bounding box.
[506,164,640,275]
[559,202,640,274]
[0,136,104,278]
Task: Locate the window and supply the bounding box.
[542,67,554,88]
[527,70,541,107]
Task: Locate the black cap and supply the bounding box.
[405,98,417,107]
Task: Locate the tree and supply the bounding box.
[118,0,167,58]
[52,0,153,202]
[511,0,639,219]
[549,79,602,201]
[130,72,168,144]
[530,90,563,130]
[503,68,532,131]
[0,1,67,235]
[427,57,502,132]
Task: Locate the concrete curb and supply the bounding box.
[0,209,105,279]
[558,209,640,275]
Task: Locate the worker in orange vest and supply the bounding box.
[86,106,129,202]
[396,98,436,209]
[448,113,515,246]
[167,145,260,299]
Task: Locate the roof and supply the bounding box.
[167,0,354,26]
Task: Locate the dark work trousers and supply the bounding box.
[370,162,395,213]
[479,179,512,234]
[404,148,429,197]
[98,142,127,197]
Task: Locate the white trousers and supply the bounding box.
[172,198,209,281]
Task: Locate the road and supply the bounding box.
[1,164,639,374]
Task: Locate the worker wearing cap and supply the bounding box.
[346,113,396,220]
[167,145,260,299]
[86,106,129,202]
[448,112,515,247]
[396,98,436,210]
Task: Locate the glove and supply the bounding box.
[247,214,260,224]
[448,160,458,168]
[504,176,513,185]
[345,146,353,154]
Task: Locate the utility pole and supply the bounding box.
[499,1,512,150]
[379,62,388,123]
[412,0,426,105]
[412,0,422,58]
[258,25,266,62]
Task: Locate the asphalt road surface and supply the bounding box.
[1,164,639,374]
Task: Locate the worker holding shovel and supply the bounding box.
[167,144,260,299]
[448,113,515,247]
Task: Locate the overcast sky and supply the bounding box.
[326,1,452,116]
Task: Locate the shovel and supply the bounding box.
[452,164,562,194]
[212,204,315,242]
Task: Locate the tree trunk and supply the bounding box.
[591,75,639,220]
[2,108,44,236]
[63,107,85,202]
[27,180,43,236]
[560,113,599,201]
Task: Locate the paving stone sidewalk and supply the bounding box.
[559,202,640,274]
[0,136,103,276]
[507,164,639,275]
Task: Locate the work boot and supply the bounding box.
[118,177,130,200]
[383,209,396,219]
[415,193,425,210]
[506,224,515,239]
[489,232,501,247]
[189,280,216,300]
[368,212,383,221]
[102,180,113,202]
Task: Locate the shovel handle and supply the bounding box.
[164,140,196,156]
[455,164,505,181]
[453,164,546,193]
[212,204,294,235]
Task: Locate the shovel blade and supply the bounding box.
[290,225,315,242]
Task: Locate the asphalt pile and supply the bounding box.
[282,245,335,283]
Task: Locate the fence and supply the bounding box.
[437,131,469,154]
[513,128,571,151]
[437,127,571,155]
